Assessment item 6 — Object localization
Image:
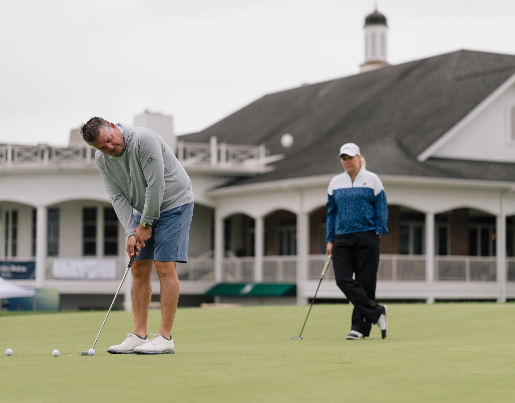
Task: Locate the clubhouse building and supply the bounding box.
[2,10,515,309]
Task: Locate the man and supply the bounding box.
[326,143,388,340]
[81,117,194,354]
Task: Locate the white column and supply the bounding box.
[296,210,309,306]
[97,206,104,257]
[254,216,263,282]
[497,192,507,302]
[214,209,224,283]
[425,212,435,304]
[35,206,47,288]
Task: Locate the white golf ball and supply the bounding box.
[5,349,12,356]
[52,349,59,357]
[88,348,95,356]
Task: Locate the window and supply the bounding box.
[4,211,9,257]
[47,208,60,257]
[3,210,18,258]
[507,225,514,257]
[246,227,255,257]
[277,218,297,256]
[32,209,37,257]
[469,224,496,256]
[318,215,327,254]
[11,211,17,257]
[381,33,386,58]
[436,224,450,255]
[103,207,118,256]
[371,32,377,57]
[400,222,425,255]
[83,207,97,256]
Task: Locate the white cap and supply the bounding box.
[338,143,360,158]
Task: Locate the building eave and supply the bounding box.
[207,173,515,197]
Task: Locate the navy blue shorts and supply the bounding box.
[134,202,194,263]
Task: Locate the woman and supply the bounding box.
[326,143,389,340]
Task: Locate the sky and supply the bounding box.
[1,0,515,145]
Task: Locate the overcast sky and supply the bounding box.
[1,0,514,145]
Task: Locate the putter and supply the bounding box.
[79,251,137,355]
[292,254,332,340]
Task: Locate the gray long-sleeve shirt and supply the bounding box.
[95,123,194,238]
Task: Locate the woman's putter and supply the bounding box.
[292,254,332,340]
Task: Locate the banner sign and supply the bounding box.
[0,261,36,280]
[52,258,117,279]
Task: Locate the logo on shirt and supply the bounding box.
[363,182,367,186]
[147,155,157,163]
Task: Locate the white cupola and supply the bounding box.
[360,8,390,73]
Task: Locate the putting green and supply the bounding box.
[1,303,514,402]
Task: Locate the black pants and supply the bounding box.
[332,231,384,336]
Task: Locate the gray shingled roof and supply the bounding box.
[184,50,515,186]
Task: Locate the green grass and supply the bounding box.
[1,303,514,403]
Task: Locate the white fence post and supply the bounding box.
[210,136,217,167]
[220,142,227,165]
[6,144,12,165]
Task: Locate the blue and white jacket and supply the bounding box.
[326,167,388,242]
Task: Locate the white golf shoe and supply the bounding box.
[376,305,388,339]
[134,333,174,355]
[107,333,148,354]
[346,330,365,340]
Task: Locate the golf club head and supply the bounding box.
[291,336,303,340]
[78,351,90,356]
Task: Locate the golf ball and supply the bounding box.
[52,349,59,357]
[88,348,95,356]
[5,349,12,356]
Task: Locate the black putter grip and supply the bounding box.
[128,246,139,267]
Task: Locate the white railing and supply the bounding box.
[379,255,426,281]
[308,254,427,281]
[0,144,96,167]
[177,136,270,171]
[221,255,298,282]
[308,255,335,280]
[435,256,497,282]
[175,258,214,281]
[507,258,515,282]
[222,257,255,282]
[43,256,215,281]
[8,254,506,283]
[263,256,297,282]
[0,138,276,172]
[44,257,125,280]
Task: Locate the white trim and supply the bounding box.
[417,72,515,162]
[207,172,515,197]
[507,102,515,145]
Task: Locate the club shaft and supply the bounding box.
[296,255,332,338]
[91,255,135,349]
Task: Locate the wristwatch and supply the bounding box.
[140,222,151,229]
